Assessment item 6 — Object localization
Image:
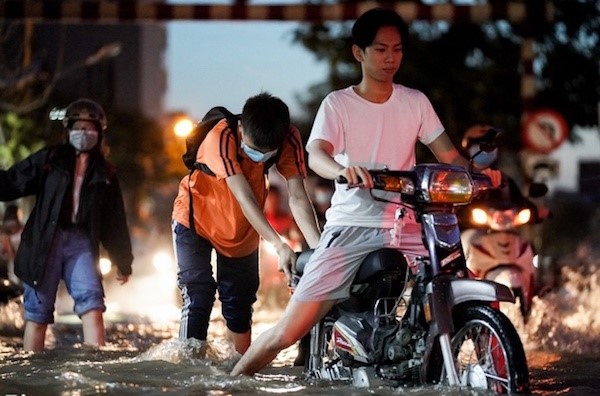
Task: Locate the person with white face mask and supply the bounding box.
[0,98,133,351]
[68,127,99,153]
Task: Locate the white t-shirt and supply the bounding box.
[307,84,444,228]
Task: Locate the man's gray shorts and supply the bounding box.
[291,224,426,302]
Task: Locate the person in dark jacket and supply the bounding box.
[0,98,133,351]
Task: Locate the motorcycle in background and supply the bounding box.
[292,129,529,393]
[460,166,548,322]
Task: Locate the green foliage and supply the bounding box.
[0,112,46,169]
[537,0,600,127]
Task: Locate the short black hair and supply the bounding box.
[241,92,290,150]
[352,8,409,51]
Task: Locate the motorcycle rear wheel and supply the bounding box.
[442,304,529,394]
[304,318,334,374]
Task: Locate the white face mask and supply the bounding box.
[69,129,99,152]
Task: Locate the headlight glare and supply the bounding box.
[516,208,532,225]
[471,208,489,225]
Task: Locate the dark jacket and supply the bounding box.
[0,144,133,288]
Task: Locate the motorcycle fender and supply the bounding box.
[427,276,514,335]
[450,278,515,305]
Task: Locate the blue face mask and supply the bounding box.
[469,146,498,169]
[241,141,278,163]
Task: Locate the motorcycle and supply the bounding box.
[460,177,547,322]
[292,132,529,393]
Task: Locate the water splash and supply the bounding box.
[1,251,600,394]
[507,253,600,355]
[133,337,239,368]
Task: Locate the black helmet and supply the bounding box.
[62,98,107,131]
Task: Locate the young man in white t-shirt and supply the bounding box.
[231,8,501,376]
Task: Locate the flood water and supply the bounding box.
[1,251,600,395]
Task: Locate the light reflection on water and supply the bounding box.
[1,255,600,395]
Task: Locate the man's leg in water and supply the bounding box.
[230,298,336,376]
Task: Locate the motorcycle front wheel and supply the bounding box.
[441,304,529,394]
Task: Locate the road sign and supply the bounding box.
[522,109,569,154]
[521,151,559,181]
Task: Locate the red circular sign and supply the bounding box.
[522,109,569,154]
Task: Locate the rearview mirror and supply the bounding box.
[528,182,548,198]
[478,128,502,152]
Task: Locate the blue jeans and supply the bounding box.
[23,228,105,324]
[172,221,259,340]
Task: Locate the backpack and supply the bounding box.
[182,106,239,171]
[183,106,238,236]
[182,106,282,236]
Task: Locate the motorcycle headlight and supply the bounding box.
[471,208,489,225]
[516,208,531,225]
[427,170,473,204]
[488,208,531,230]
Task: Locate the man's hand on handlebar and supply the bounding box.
[337,165,501,189]
[275,242,297,283]
[481,168,502,188]
[338,166,374,189]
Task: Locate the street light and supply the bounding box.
[173,117,194,138]
[161,112,195,176]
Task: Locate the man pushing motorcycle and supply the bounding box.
[230,8,501,376]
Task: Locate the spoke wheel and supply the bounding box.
[448,304,529,394]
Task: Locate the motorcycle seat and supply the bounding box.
[295,248,408,283]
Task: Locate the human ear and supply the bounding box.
[352,44,364,62]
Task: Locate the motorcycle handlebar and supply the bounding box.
[337,170,496,189]
[470,172,497,197]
